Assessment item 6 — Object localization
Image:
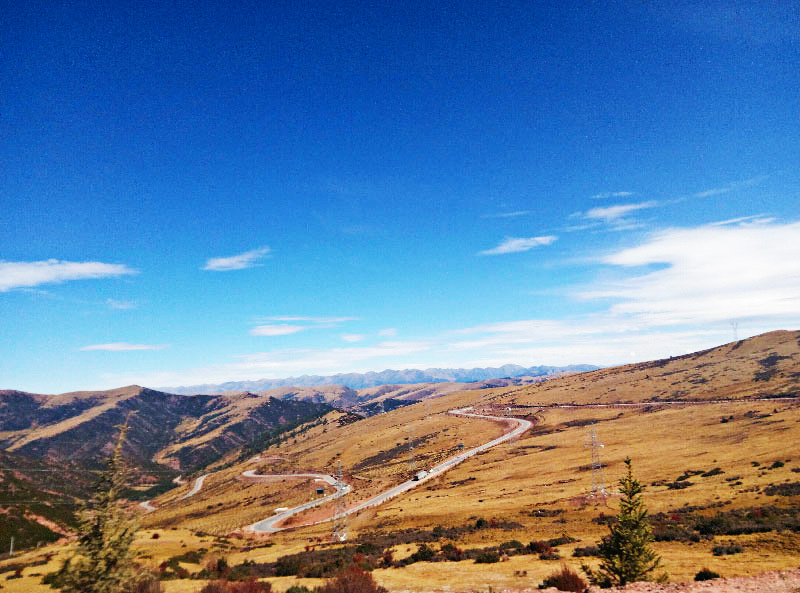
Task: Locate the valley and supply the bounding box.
[1,330,799,592]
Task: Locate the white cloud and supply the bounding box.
[378,328,397,337]
[264,316,358,323]
[341,334,366,342]
[691,175,768,199]
[81,343,168,352]
[478,235,557,255]
[105,298,136,310]
[591,191,635,199]
[250,324,308,336]
[580,219,800,326]
[203,247,270,271]
[584,201,658,222]
[0,260,137,292]
[100,218,800,390]
[110,340,434,388]
[693,187,731,198]
[482,210,532,219]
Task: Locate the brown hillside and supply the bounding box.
[129,330,800,592]
[487,329,800,407]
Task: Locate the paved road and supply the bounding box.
[249,406,532,533]
[139,500,156,512]
[180,473,210,500]
[247,472,350,533]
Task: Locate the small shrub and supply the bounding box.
[316,565,387,593]
[694,568,720,581]
[475,518,488,529]
[769,461,785,469]
[539,563,587,592]
[529,540,553,554]
[539,551,561,561]
[408,544,435,563]
[440,543,464,562]
[701,468,724,477]
[712,543,743,556]
[547,534,578,547]
[499,540,524,551]
[667,480,693,490]
[285,587,313,593]
[572,545,600,557]
[475,551,500,564]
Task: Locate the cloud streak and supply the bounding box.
[583,201,658,222]
[81,343,169,352]
[478,235,556,255]
[250,324,308,336]
[101,218,800,390]
[482,210,532,219]
[203,247,271,271]
[264,316,359,323]
[591,191,635,199]
[0,260,137,292]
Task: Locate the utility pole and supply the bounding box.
[584,424,607,498]
[9,536,13,557]
[332,460,347,542]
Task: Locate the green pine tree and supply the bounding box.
[58,414,141,593]
[583,457,666,587]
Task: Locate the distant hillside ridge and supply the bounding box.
[161,363,599,395]
[0,386,333,472]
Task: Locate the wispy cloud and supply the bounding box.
[691,175,768,199]
[81,343,168,352]
[482,210,532,219]
[102,218,800,390]
[378,328,397,337]
[203,247,271,271]
[105,298,136,310]
[478,235,557,255]
[264,316,359,323]
[591,191,635,199]
[341,334,366,342]
[584,201,658,222]
[250,315,358,337]
[249,324,308,336]
[0,260,137,292]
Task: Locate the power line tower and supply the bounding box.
[730,320,739,341]
[332,460,347,542]
[375,400,384,415]
[584,423,607,498]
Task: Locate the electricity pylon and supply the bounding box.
[584,423,607,497]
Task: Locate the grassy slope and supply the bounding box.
[2,330,799,592]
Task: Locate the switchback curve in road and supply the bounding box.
[248,407,532,533]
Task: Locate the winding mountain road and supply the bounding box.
[180,473,209,500]
[247,406,532,533]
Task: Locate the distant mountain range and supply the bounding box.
[161,364,599,394]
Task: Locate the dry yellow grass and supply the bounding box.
[3,330,799,591]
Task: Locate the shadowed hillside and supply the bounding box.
[0,387,333,473]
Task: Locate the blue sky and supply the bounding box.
[2,1,799,393]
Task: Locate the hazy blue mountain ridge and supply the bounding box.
[162,364,599,395]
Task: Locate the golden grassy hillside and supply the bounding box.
[2,330,799,592]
